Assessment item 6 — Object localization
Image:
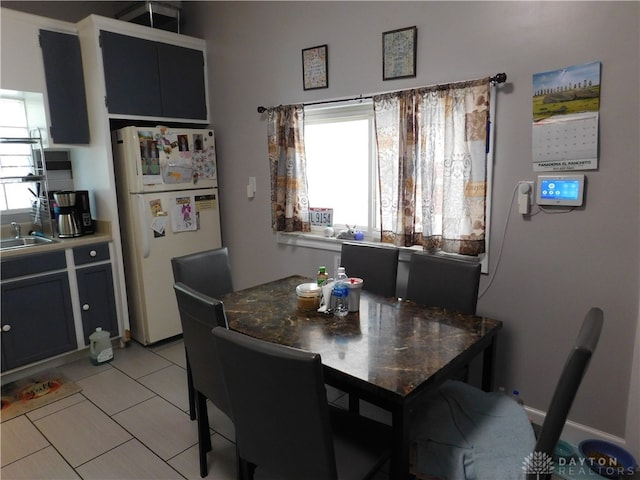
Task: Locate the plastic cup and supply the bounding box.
[346,278,363,312]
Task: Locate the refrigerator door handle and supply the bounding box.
[136,194,151,258]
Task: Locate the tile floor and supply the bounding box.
[0,338,391,480]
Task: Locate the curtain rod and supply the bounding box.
[256,72,507,113]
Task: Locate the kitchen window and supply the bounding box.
[304,101,379,237]
[0,97,36,212]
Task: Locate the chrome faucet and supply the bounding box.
[10,222,21,239]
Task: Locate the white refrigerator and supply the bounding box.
[112,126,222,344]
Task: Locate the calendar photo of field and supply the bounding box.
[532,61,601,122]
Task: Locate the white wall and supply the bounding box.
[5,0,636,454]
[182,1,640,449]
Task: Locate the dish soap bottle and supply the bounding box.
[333,267,349,317]
[89,328,113,365]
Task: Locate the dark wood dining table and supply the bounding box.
[221,275,502,480]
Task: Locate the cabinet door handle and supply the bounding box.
[90,250,97,257]
[2,325,11,332]
[83,304,90,311]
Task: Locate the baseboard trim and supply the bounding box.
[527,406,628,448]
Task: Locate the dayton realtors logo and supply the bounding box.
[522,451,554,478]
[522,450,637,478]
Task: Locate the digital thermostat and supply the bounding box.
[536,174,585,206]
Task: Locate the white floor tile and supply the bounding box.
[152,340,188,369]
[206,400,235,442]
[76,368,155,415]
[0,416,49,467]
[332,396,393,426]
[326,385,346,403]
[76,438,183,479]
[0,446,80,479]
[138,364,190,412]
[113,395,199,460]
[26,393,85,422]
[109,341,172,379]
[168,433,237,480]
[2,335,392,480]
[58,357,113,382]
[33,400,132,467]
[360,400,393,426]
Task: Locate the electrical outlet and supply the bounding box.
[518,181,534,214]
[519,181,534,204]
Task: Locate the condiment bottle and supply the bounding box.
[317,266,329,286]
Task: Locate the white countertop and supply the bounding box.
[0,221,113,259]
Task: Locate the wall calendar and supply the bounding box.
[532,61,601,172]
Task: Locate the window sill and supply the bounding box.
[277,231,431,263]
[276,231,485,273]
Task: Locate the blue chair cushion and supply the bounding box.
[410,380,536,480]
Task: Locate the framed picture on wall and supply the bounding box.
[302,44,328,90]
[382,26,417,80]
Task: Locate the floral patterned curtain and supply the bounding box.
[267,105,311,232]
[374,78,491,255]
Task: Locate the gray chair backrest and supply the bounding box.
[212,327,338,479]
[340,242,399,297]
[532,307,604,467]
[171,247,233,300]
[173,282,231,418]
[406,253,481,315]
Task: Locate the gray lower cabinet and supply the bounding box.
[76,263,118,345]
[73,243,118,345]
[1,271,77,372]
[1,243,119,372]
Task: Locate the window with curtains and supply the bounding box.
[269,77,494,260]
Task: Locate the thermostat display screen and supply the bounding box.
[536,175,585,206]
[540,179,580,200]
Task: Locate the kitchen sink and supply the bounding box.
[0,236,58,250]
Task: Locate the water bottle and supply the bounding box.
[333,267,349,317]
[512,389,534,423]
[336,266,348,283]
[512,389,525,407]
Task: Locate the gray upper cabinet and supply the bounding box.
[156,42,207,120]
[100,31,162,117]
[39,29,90,144]
[100,30,207,120]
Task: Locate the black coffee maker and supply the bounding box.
[51,190,94,237]
[74,190,95,235]
[53,191,81,237]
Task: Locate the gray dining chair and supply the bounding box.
[406,253,481,315]
[212,327,392,480]
[527,307,603,479]
[171,247,233,420]
[340,242,399,297]
[171,247,233,300]
[173,282,232,478]
[410,307,604,480]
